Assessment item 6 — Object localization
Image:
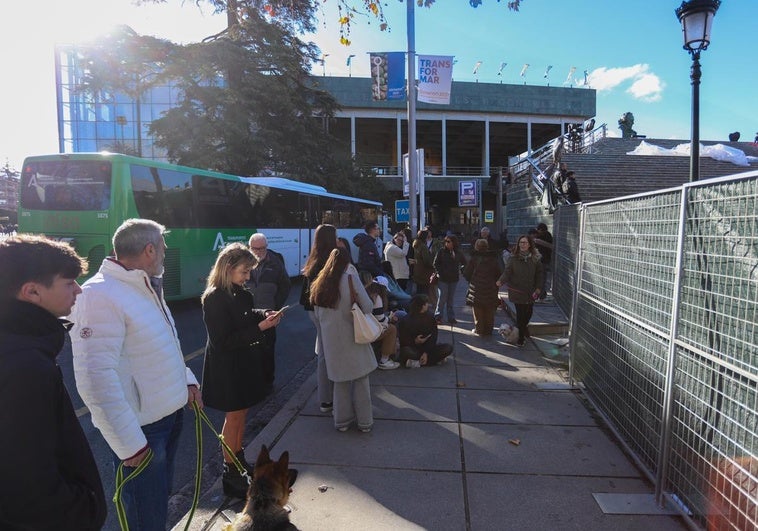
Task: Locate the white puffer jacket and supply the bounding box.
[70,258,198,460]
[383,240,410,280]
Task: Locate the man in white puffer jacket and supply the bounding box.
[70,218,202,531]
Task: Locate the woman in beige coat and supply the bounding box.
[310,248,377,432]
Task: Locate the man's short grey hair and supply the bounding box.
[113,219,166,258]
[248,233,267,246]
[480,226,490,234]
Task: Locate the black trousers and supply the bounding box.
[514,303,534,341]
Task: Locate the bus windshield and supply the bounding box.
[20,160,111,211]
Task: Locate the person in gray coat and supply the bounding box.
[310,248,377,433]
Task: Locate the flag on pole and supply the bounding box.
[583,69,589,86]
[347,54,355,66]
[543,65,553,78]
[417,55,454,105]
[563,66,576,85]
[370,52,406,101]
[520,63,530,77]
[472,61,482,75]
[497,62,507,76]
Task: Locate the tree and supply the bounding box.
[76,25,176,156]
[139,1,524,45]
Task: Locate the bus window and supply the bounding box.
[130,164,194,227]
[20,161,111,211]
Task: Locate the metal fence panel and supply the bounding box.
[552,203,581,317]
[561,171,758,530]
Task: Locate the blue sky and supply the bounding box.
[2,0,755,169]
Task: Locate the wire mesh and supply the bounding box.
[560,171,758,529]
[552,203,581,317]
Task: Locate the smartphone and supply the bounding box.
[274,305,290,316]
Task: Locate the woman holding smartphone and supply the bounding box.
[397,294,453,368]
[200,243,283,498]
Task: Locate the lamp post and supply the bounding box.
[347,54,356,77]
[675,0,720,182]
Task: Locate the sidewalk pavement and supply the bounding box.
[174,284,686,531]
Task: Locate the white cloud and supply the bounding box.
[628,74,664,102]
[589,64,664,101]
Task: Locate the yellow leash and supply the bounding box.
[114,402,249,531]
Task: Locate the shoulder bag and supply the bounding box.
[347,275,383,344]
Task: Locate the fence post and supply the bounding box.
[567,203,587,388]
[654,186,689,506]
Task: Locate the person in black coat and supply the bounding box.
[0,235,106,530]
[201,243,283,499]
[464,239,504,336]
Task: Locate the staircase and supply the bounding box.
[505,135,758,235]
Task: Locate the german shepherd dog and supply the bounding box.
[225,445,299,531]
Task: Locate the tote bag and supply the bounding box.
[348,275,383,344]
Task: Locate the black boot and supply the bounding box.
[235,449,255,476]
[222,462,249,499]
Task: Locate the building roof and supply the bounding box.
[309,76,596,119]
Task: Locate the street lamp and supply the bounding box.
[675,0,720,182]
[347,54,356,77]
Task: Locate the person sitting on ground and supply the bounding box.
[397,294,453,368]
[360,271,400,370]
[380,260,412,310]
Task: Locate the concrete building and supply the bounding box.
[55,45,595,235]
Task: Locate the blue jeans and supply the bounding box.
[435,280,458,322]
[112,408,184,531]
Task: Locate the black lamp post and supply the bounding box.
[676,0,720,182]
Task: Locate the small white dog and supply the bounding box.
[498,323,520,344]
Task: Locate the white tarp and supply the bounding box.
[627,140,758,167]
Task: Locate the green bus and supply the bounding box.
[18,153,385,300]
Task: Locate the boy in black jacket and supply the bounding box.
[0,235,106,530]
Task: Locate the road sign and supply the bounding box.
[459,180,477,206]
[484,210,494,223]
[395,199,410,222]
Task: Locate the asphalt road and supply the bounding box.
[58,279,316,530]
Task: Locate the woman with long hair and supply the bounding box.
[433,234,467,324]
[496,235,544,346]
[310,248,377,432]
[359,270,400,370]
[300,224,338,413]
[200,243,282,498]
[411,229,434,297]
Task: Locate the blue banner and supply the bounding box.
[370,52,406,101]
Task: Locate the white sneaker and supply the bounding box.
[405,359,421,368]
[378,359,400,370]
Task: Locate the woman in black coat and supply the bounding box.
[201,243,282,498]
[464,239,503,336]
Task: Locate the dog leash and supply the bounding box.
[113,449,154,531]
[114,402,249,531]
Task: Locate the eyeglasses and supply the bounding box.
[251,245,267,251]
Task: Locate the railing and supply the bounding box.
[510,123,608,183]
[360,166,503,178]
[554,169,758,530]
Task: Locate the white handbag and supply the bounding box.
[348,275,383,344]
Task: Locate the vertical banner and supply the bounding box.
[417,55,454,104]
[370,52,406,101]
